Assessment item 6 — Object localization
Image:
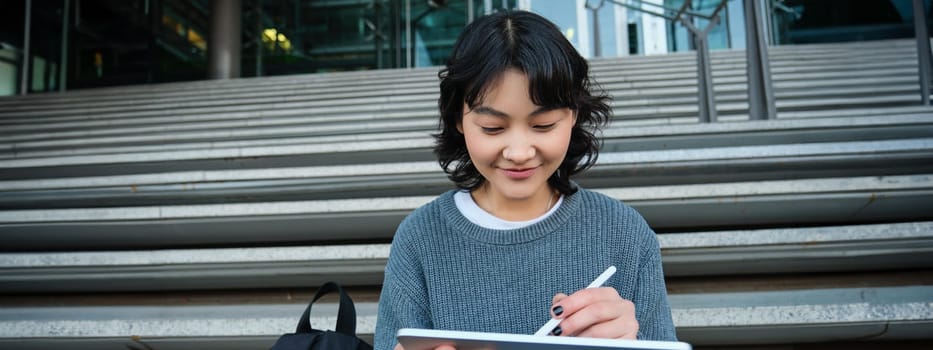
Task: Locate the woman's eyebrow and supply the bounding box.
[529,105,559,116]
[472,106,509,118]
[472,105,556,118]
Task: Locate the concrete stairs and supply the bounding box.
[1,38,932,349]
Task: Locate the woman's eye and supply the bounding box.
[533,123,556,130]
[481,127,504,133]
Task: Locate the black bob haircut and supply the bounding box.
[434,10,611,196]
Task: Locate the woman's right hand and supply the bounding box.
[394,343,456,350]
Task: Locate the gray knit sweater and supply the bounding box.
[374,188,677,350]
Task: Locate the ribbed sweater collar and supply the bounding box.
[438,187,584,245]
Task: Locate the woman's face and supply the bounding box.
[458,68,575,220]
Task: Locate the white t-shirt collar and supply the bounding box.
[453,190,564,230]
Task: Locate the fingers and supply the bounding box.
[552,292,568,305]
[550,287,617,319]
[394,342,457,350]
[548,287,638,339]
[555,298,625,336]
[575,318,638,340]
[569,297,638,340]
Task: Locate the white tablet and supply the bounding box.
[397,328,692,350]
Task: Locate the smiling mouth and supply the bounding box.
[502,167,537,179]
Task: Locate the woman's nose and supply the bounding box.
[502,140,536,163]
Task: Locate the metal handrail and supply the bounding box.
[600,0,777,122]
[605,0,731,122]
[914,0,932,105]
[745,0,776,120]
[606,0,716,21]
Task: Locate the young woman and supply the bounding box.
[375,10,677,350]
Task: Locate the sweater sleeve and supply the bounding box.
[374,214,433,350]
[629,209,678,341]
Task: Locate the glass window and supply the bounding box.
[772,0,925,44]
[530,0,588,56]
[2,0,927,94]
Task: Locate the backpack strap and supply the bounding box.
[296,281,357,336]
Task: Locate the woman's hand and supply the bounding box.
[546,287,638,339]
[394,343,456,350]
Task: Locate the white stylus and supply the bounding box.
[533,265,618,336]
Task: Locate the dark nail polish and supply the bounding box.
[552,305,563,316]
[551,326,562,336]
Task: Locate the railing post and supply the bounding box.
[914,0,932,105]
[694,32,717,122]
[586,0,605,58]
[607,0,727,122]
[745,0,776,119]
[20,0,32,95]
[59,0,70,92]
[208,0,242,79]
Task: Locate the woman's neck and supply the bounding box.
[471,184,558,221]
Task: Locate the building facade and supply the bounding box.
[0,0,930,96]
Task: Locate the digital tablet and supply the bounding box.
[397,328,692,350]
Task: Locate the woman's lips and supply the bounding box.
[502,167,537,179]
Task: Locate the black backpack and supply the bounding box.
[270,281,374,350]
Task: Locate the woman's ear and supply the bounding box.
[456,121,464,134]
